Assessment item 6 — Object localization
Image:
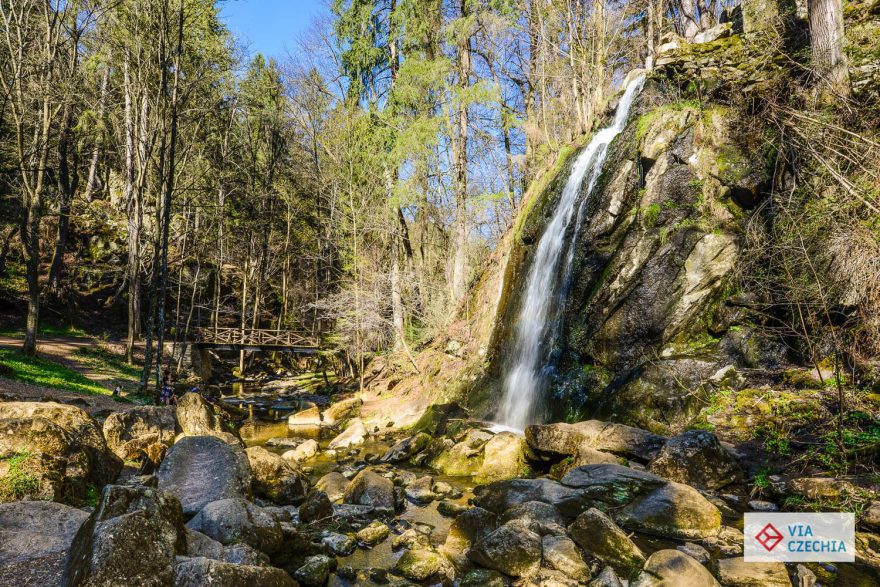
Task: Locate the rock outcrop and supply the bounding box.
[102,406,176,461]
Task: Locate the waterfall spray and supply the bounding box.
[496,74,646,432]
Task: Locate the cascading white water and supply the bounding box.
[496,74,646,432]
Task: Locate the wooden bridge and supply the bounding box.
[192,328,320,353]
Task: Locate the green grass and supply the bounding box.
[75,346,141,383]
[0,451,40,501]
[0,348,117,396]
[0,324,88,337]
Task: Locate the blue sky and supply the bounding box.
[220,0,326,60]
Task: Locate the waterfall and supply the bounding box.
[496,74,646,432]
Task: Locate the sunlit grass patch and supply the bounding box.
[0,348,113,396]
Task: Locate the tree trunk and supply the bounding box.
[450,0,471,304]
[48,105,79,292]
[808,0,850,95]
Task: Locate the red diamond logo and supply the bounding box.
[755,523,784,552]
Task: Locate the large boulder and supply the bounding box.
[315,471,349,502]
[343,469,394,511]
[287,405,322,427]
[476,432,528,483]
[156,435,252,516]
[176,393,241,445]
[542,535,590,582]
[631,549,720,586]
[648,430,741,490]
[467,519,543,578]
[299,490,333,523]
[184,528,269,566]
[0,501,89,585]
[175,557,296,587]
[440,506,499,569]
[526,420,665,461]
[501,501,567,536]
[322,397,362,426]
[568,507,645,576]
[62,485,186,586]
[0,402,122,502]
[560,464,666,505]
[381,432,431,463]
[327,418,367,449]
[715,558,791,587]
[102,406,176,461]
[473,478,590,519]
[616,481,722,540]
[430,428,492,476]
[186,498,283,555]
[282,439,318,463]
[245,446,308,504]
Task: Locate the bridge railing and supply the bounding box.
[194,328,319,348]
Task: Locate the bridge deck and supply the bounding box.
[192,328,319,352]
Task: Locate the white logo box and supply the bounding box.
[744,512,855,562]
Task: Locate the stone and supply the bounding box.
[175,557,296,587]
[322,397,362,425]
[394,547,444,581]
[863,501,880,530]
[440,506,499,568]
[716,557,790,587]
[472,478,590,519]
[343,469,395,511]
[381,432,431,463]
[186,498,283,555]
[293,554,336,587]
[356,521,390,545]
[467,519,542,578]
[438,501,468,517]
[299,490,333,523]
[245,446,308,504]
[617,481,722,540]
[460,568,508,587]
[677,542,711,564]
[568,507,646,575]
[102,406,176,461]
[185,528,269,566]
[561,464,666,505]
[693,22,731,44]
[156,435,252,516]
[62,485,186,586]
[282,438,318,463]
[648,430,741,490]
[0,402,122,498]
[430,428,493,476]
[590,567,624,587]
[328,417,367,449]
[501,500,566,536]
[315,471,349,502]
[0,500,88,574]
[631,549,719,586]
[321,531,356,556]
[748,499,779,512]
[796,564,817,587]
[788,477,858,500]
[476,432,527,483]
[176,393,240,445]
[542,535,590,582]
[288,405,322,427]
[405,475,437,504]
[526,420,665,461]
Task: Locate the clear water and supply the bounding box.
[496,74,646,431]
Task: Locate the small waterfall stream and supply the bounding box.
[496,74,646,432]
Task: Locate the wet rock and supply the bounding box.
[0,402,122,500]
[102,406,176,461]
[357,521,390,546]
[542,535,590,582]
[343,469,395,511]
[476,432,527,484]
[460,568,508,587]
[501,500,566,536]
[266,437,306,449]
[156,435,251,516]
[322,397,362,426]
[316,471,349,502]
[716,557,790,587]
[472,478,590,519]
[175,557,296,587]
[186,498,283,555]
[288,405,322,427]
[382,432,431,463]
[676,542,711,564]
[441,506,498,568]
[299,489,333,523]
[62,485,186,586]
[245,446,308,504]
[405,475,437,504]
[467,519,542,577]
[590,566,624,587]
[430,429,493,476]
[282,438,318,463]
[0,501,88,574]
[321,531,356,556]
[394,547,445,581]
[631,549,719,586]
[617,481,722,540]
[294,554,336,587]
[176,393,241,445]
[561,464,665,505]
[410,402,469,437]
[328,417,367,449]
[526,420,665,461]
[568,507,645,575]
[748,499,779,512]
[648,430,740,490]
